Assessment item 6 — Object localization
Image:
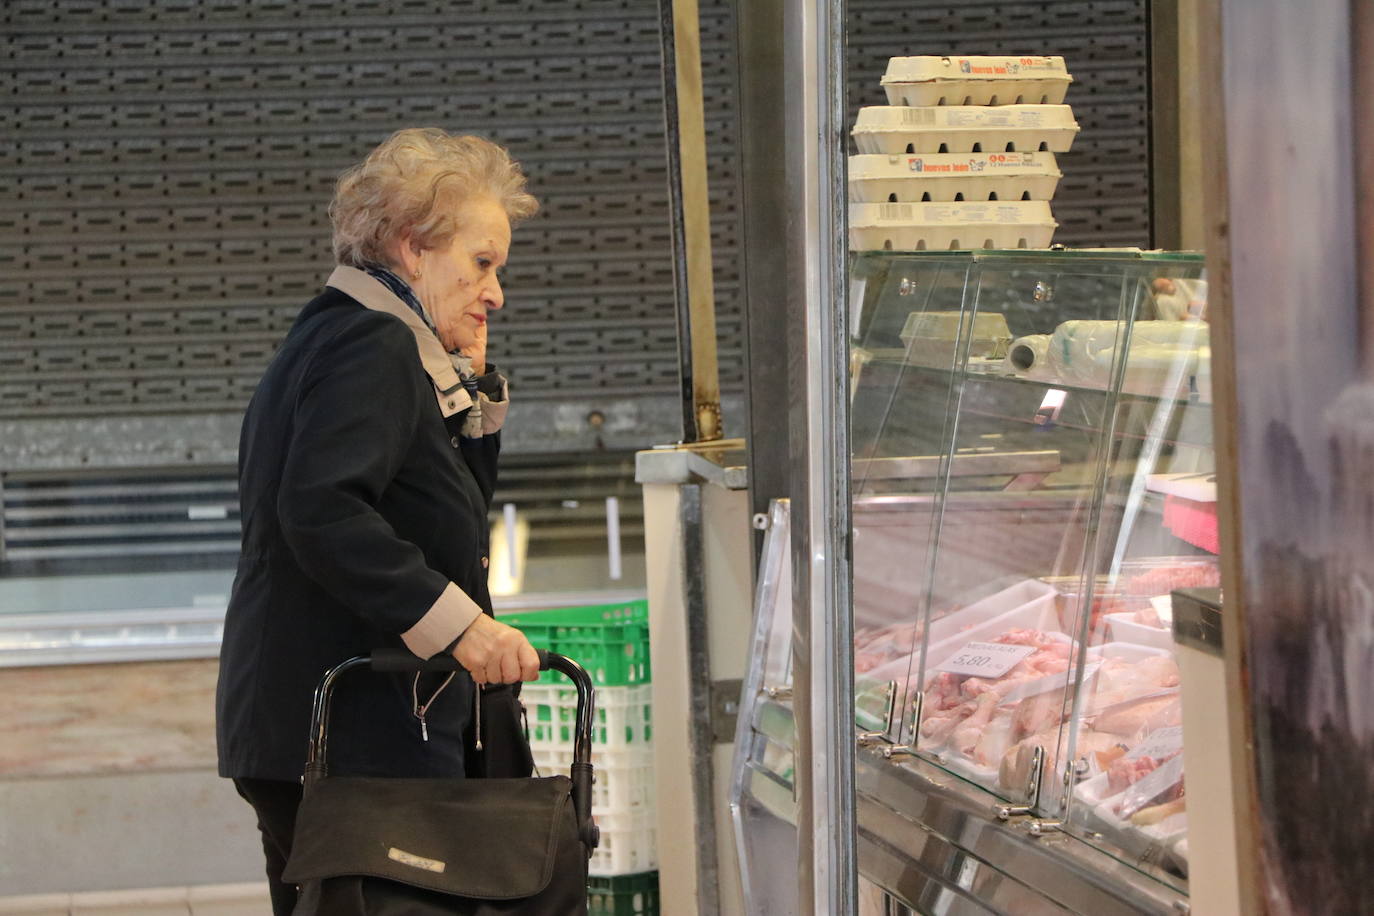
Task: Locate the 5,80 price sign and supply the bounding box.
[935,641,1037,678]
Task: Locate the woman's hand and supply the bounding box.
[452,613,539,684]
[463,321,487,376]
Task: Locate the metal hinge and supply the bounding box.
[994,744,1046,820]
[710,678,744,743]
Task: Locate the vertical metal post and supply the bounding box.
[786,0,856,913]
[736,0,792,562]
[1148,0,1183,250]
[675,483,721,913]
[659,0,723,443]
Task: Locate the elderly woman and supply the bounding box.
[215,128,541,914]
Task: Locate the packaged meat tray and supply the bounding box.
[858,578,1061,686]
[852,105,1080,156]
[881,56,1073,107]
[847,152,1062,203]
[917,634,1183,800]
[1073,733,1188,875]
[899,309,1013,368]
[919,627,1078,786]
[849,200,1057,251]
[1115,556,1220,600]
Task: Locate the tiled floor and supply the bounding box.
[0,659,218,777]
[0,883,270,915]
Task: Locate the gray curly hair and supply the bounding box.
[330,128,539,267]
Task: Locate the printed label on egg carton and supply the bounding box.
[882,55,1073,107]
[848,200,1057,251]
[852,104,1080,156]
[848,152,1062,202]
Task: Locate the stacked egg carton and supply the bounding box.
[849,55,1079,251]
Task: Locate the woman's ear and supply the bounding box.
[387,232,424,281]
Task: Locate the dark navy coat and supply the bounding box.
[216,286,502,781]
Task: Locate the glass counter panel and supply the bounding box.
[903,256,1141,809]
[851,254,971,736]
[1059,259,1210,890]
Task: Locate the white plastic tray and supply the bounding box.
[1105,612,1175,651]
[849,200,1057,251]
[848,152,1062,203]
[924,578,1063,667]
[1087,641,1172,663]
[859,578,1062,684]
[1074,770,1188,869]
[882,56,1072,107]
[852,105,1080,155]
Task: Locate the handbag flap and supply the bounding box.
[282,774,576,898]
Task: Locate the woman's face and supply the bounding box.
[406,196,511,355]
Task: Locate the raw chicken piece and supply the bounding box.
[1092,655,1180,700]
[1114,757,1186,819]
[924,671,966,711]
[1107,753,1169,794]
[972,709,1017,767]
[1094,695,1183,737]
[998,728,1126,791]
[993,629,1066,651]
[1121,563,1219,596]
[853,621,923,673]
[961,647,1070,700]
[1134,605,1164,628]
[920,700,975,744]
[1010,689,1065,743]
[1130,796,1186,826]
[949,692,1000,756]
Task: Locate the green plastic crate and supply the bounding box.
[499,600,650,687]
[587,871,659,916]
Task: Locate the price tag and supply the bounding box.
[935,641,1037,678]
[1126,725,1184,760]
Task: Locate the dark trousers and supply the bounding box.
[234,777,304,916]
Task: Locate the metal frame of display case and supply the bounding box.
[735,1,1374,913]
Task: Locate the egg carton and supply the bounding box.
[849,200,1057,251]
[852,105,1080,155]
[881,55,1072,107]
[848,152,1062,203]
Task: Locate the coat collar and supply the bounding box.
[325,266,474,416]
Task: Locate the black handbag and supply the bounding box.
[282,649,599,915]
[466,682,536,779]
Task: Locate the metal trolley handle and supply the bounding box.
[301,648,598,851]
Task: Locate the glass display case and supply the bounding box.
[734,249,1211,910]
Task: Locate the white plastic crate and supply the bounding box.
[522,682,652,751]
[848,152,1062,203]
[881,55,1072,107]
[848,200,1057,251]
[852,105,1080,156]
[519,682,658,875]
[587,806,657,876]
[534,743,655,813]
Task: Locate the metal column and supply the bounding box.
[784,0,857,913]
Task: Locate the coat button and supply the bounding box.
[480,556,489,569]
[449,436,459,448]
[447,399,457,409]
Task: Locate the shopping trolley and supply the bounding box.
[282,648,599,914]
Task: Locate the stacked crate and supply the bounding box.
[498,599,658,915]
[849,55,1080,251]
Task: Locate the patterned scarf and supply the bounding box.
[364,265,479,396]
